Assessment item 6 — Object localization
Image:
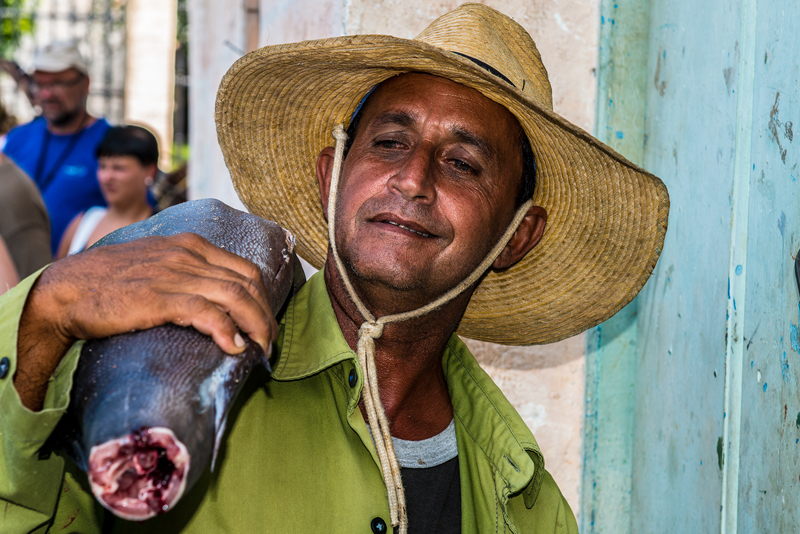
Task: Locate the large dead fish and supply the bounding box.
[47,199,303,521]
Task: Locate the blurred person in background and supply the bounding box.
[0,100,51,293]
[56,125,158,258]
[2,39,110,255]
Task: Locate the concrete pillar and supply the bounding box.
[125,0,177,169]
[186,0,246,207]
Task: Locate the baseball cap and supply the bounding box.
[31,39,89,75]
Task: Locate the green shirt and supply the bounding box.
[0,269,578,533]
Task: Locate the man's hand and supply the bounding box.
[15,233,277,411]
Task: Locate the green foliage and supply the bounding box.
[171,142,189,169]
[0,0,35,59]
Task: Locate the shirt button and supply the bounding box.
[0,357,9,379]
[370,517,387,533]
[348,369,357,387]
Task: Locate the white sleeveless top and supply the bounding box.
[68,206,107,255]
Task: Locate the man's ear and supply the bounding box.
[316,147,336,221]
[492,205,547,270]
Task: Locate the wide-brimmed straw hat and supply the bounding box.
[215,3,669,345]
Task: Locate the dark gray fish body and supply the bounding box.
[57,199,303,520]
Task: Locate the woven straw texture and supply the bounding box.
[215,3,669,345]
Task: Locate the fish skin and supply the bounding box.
[51,198,304,519]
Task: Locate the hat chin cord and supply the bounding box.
[328,125,533,533]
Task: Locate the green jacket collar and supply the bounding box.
[273,270,544,508]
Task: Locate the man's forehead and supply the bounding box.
[357,73,523,148]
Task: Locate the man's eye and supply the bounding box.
[376,139,405,149]
[451,159,474,172]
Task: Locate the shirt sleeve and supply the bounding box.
[0,269,85,533]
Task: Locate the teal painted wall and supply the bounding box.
[632,0,740,529]
[733,1,800,530]
[582,0,650,532]
[586,0,800,531]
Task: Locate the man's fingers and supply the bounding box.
[164,236,273,314]
[164,293,270,356]
[152,275,275,351]
[54,234,280,354]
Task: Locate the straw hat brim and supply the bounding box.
[215,35,669,345]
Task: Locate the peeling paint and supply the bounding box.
[723,67,736,93]
[768,92,789,164]
[654,52,667,96]
[782,351,790,381]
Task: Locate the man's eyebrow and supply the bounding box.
[450,126,495,162]
[369,111,417,130]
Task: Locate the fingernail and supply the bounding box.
[234,333,245,347]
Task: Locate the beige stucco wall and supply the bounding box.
[125,0,177,169]
[188,0,599,516]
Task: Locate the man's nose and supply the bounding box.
[36,86,58,100]
[387,145,436,203]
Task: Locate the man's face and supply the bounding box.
[31,68,89,126]
[320,73,527,302]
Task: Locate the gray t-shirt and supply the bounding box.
[371,421,461,533]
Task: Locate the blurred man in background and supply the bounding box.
[2,40,109,255]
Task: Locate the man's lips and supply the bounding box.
[383,220,433,237]
[371,215,436,238]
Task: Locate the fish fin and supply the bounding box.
[211,416,228,472]
[210,357,239,472]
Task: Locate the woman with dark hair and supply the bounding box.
[56,125,158,258]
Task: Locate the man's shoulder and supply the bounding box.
[81,117,111,142]
[4,117,46,147]
[88,117,111,132]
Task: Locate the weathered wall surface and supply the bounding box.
[621,0,800,531]
[581,0,650,532]
[189,0,599,515]
[187,0,248,208]
[630,0,740,528]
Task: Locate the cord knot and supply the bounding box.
[332,124,348,142]
[359,321,384,340]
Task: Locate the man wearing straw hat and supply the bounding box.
[0,4,668,533]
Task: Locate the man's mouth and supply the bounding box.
[382,220,433,238]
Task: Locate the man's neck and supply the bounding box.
[47,109,95,135]
[324,254,473,440]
